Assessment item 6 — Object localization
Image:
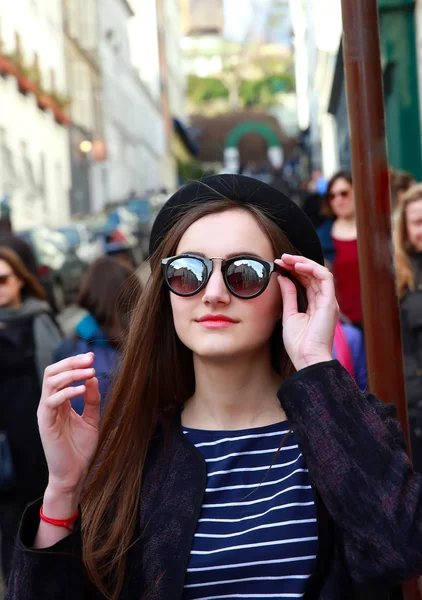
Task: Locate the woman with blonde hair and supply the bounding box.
[395,183,422,471]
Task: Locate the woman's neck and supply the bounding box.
[182,349,286,431]
[332,217,357,240]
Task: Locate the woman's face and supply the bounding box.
[406,199,422,252]
[329,177,355,219]
[0,259,23,308]
[170,209,282,362]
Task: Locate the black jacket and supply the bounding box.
[401,253,422,419]
[0,313,48,505]
[7,361,420,600]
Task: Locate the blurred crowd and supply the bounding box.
[0,169,421,588]
[300,166,422,472]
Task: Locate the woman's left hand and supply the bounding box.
[276,254,339,371]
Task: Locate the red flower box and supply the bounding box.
[0,56,18,77]
[37,93,56,111]
[16,73,38,95]
[54,107,71,126]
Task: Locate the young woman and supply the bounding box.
[395,183,422,472]
[6,176,421,600]
[317,171,363,328]
[54,257,142,415]
[0,247,62,583]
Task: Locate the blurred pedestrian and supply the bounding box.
[54,257,142,415]
[8,175,422,600]
[333,317,367,391]
[0,247,62,583]
[390,168,415,222]
[317,171,363,328]
[0,234,38,278]
[0,233,61,314]
[394,183,422,472]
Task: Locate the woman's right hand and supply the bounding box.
[37,353,101,496]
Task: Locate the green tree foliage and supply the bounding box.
[240,72,295,107]
[187,75,229,104]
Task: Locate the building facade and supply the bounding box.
[157,0,197,187]
[289,0,342,178]
[97,0,172,206]
[0,0,71,231]
[63,0,106,216]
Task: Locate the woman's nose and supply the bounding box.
[202,268,230,305]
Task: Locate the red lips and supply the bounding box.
[197,314,238,323]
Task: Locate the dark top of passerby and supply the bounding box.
[0,249,62,505]
[53,257,142,414]
[54,314,119,415]
[399,251,422,415]
[6,362,410,600]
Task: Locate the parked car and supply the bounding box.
[58,223,104,265]
[18,228,86,312]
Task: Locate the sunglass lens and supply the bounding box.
[226,259,268,298]
[166,257,206,295]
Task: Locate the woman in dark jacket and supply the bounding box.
[0,247,62,582]
[6,175,422,600]
[395,183,422,472]
[54,257,142,415]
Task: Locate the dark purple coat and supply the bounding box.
[6,361,420,599]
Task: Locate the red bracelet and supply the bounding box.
[40,505,80,532]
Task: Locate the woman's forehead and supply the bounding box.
[176,210,274,258]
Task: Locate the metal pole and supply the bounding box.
[340,0,409,441]
[340,1,416,597]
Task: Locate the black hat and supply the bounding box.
[149,174,324,265]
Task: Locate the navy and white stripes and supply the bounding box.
[182,421,318,599]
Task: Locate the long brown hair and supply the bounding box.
[80,198,308,599]
[77,257,142,344]
[394,183,422,299]
[0,246,46,300]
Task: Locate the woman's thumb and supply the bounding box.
[82,377,101,426]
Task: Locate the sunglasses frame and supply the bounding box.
[328,190,350,200]
[161,253,284,299]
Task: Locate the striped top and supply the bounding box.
[182,420,318,600]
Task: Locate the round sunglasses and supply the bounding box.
[161,254,284,299]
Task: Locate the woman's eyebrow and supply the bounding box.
[178,251,264,260]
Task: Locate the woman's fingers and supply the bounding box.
[293,262,335,300]
[276,260,317,312]
[43,353,94,380]
[46,368,96,394]
[82,378,101,429]
[277,273,299,320]
[38,385,86,428]
[279,255,335,299]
